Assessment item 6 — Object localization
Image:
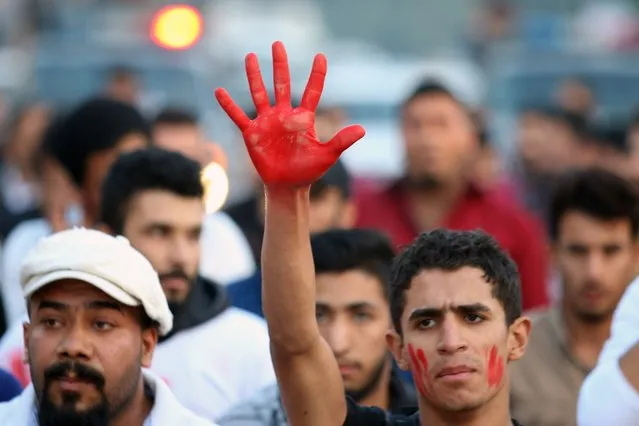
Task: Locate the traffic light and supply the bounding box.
[150,4,203,50]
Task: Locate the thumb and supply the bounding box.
[327,124,366,154]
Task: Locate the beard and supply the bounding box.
[37,361,109,426]
[345,354,388,403]
[158,267,194,315]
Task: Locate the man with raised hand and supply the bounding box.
[215,41,529,426]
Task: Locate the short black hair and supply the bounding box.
[401,79,464,110]
[549,168,639,240]
[390,229,521,334]
[43,97,151,186]
[100,147,204,234]
[311,229,396,300]
[153,107,199,127]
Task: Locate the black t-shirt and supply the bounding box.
[343,397,523,426]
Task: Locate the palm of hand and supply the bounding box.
[215,41,365,187]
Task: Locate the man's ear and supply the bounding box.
[140,327,159,368]
[23,322,30,363]
[339,200,357,229]
[507,316,532,362]
[386,329,410,371]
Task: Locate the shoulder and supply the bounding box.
[480,192,543,229]
[3,219,50,259]
[599,276,639,364]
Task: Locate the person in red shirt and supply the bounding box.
[356,81,549,310]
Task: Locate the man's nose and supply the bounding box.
[57,323,93,361]
[436,317,468,355]
[325,321,353,356]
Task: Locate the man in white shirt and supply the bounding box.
[0,227,214,426]
[577,275,639,425]
[0,148,275,420]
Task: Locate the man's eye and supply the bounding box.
[94,321,114,331]
[42,319,61,328]
[465,314,484,324]
[353,312,372,322]
[417,319,435,329]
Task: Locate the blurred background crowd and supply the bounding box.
[1,0,639,425]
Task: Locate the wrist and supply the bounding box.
[264,185,310,212]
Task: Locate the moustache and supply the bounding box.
[158,269,190,282]
[44,361,105,390]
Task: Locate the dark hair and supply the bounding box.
[43,97,150,186]
[100,147,204,234]
[311,229,396,300]
[153,107,199,127]
[390,229,521,334]
[549,168,639,240]
[401,79,464,110]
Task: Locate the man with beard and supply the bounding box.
[510,168,639,426]
[218,229,416,425]
[213,40,529,426]
[0,148,275,421]
[0,228,214,425]
[355,81,549,311]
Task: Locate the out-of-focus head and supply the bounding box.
[104,66,140,105]
[400,80,478,189]
[309,159,356,233]
[152,107,209,165]
[387,229,529,413]
[549,168,639,323]
[20,228,171,426]
[312,229,395,402]
[555,77,595,117]
[43,98,151,224]
[3,102,52,167]
[100,148,204,312]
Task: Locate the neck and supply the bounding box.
[418,384,512,426]
[110,377,152,426]
[357,361,392,410]
[404,178,467,231]
[561,306,612,368]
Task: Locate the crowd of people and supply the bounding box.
[0,40,637,425]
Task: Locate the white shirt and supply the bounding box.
[1,213,256,327]
[0,369,216,426]
[0,309,276,421]
[577,276,639,425]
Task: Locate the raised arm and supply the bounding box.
[215,41,365,426]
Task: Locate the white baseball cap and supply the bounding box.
[20,228,173,335]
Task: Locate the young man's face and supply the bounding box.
[315,270,391,400]
[388,267,530,412]
[122,190,203,309]
[554,211,638,322]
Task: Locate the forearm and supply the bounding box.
[262,186,320,353]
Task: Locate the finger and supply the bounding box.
[300,53,327,112]
[327,124,366,154]
[215,88,251,131]
[245,53,270,114]
[272,41,291,106]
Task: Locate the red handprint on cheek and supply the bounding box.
[215,41,365,187]
[486,345,504,388]
[407,344,433,398]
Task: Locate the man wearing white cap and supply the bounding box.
[0,228,215,426]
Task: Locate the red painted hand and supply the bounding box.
[215,41,366,187]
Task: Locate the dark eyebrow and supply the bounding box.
[37,300,68,312]
[87,300,124,314]
[408,303,492,323]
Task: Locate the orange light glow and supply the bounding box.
[150,5,203,50]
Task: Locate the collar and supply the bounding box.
[547,307,591,375]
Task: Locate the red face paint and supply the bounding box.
[407,344,432,398]
[215,41,365,187]
[487,345,504,387]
